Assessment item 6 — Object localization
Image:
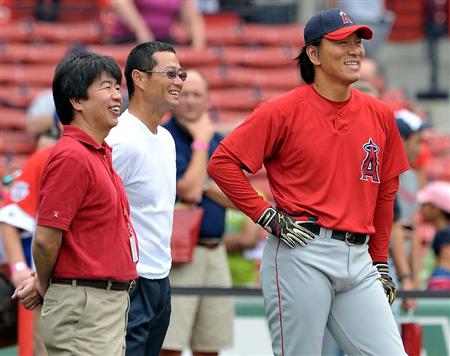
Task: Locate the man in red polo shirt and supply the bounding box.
[13,51,138,356]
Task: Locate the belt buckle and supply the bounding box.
[345,232,358,246]
[128,280,136,291]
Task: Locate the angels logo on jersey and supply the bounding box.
[360,138,380,183]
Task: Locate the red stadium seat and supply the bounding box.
[0,21,32,42]
[241,23,304,47]
[0,107,26,130]
[0,84,48,108]
[88,44,134,66]
[0,130,36,155]
[33,21,102,43]
[0,63,56,86]
[209,88,261,111]
[176,47,221,68]
[210,109,251,123]
[386,0,424,41]
[426,133,450,156]
[0,43,68,64]
[195,66,234,89]
[424,156,450,181]
[172,22,243,46]
[226,67,302,90]
[222,46,298,68]
[203,12,241,28]
[209,87,284,111]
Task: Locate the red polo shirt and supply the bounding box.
[37,126,138,281]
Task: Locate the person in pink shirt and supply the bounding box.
[110,0,205,48]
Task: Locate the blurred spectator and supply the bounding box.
[351,80,379,97]
[390,200,416,315]
[109,0,206,48]
[359,58,386,97]
[25,88,128,149]
[427,227,450,290]
[324,0,395,59]
[0,146,55,356]
[220,0,297,24]
[25,89,59,149]
[34,0,60,22]
[161,69,234,356]
[197,0,220,14]
[224,208,265,287]
[396,108,432,229]
[417,181,450,286]
[419,0,449,98]
[395,109,432,289]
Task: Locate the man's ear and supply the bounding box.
[307,45,320,65]
[132,69,146,91]
[70,97,83,112]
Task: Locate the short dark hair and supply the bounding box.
[52,51,122,125]
[295,39,321,84]
[125,41,176,99]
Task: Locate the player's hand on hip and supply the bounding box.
[374,262,397,305]
[257,207,315,248]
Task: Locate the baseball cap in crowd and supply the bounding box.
[417,181,450,213]
[395,108,432,138]
[304,8,373,45]
[432,227,450,256]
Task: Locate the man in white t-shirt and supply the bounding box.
[106,41,185,356]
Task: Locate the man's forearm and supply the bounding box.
[204,181,235,208]
[1,223,27,265]
[32,226,63,292]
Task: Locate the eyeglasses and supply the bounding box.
[139,68,187,81]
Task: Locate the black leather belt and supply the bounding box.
[303,224,368,245]
[197,240,221,249]
[51,278,136,291]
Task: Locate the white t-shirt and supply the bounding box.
[106,110,176,279]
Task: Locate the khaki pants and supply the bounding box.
[163,244,234,352]
[40,283,130,356]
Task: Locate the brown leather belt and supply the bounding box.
[51,278,136,291]
[303,224,368,245]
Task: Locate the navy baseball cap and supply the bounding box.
[395,109,432,138]
[432,227,450,256]
[304,8,373,45]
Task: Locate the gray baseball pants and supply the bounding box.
[260,232,406,356]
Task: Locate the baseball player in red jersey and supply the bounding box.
[0,146,54,356]
[208,8,409,356]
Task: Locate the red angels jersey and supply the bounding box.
[0,146,53,233]
[221,85,409,234]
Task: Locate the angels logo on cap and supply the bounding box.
[304,8,373,45]
[339,10,352,24]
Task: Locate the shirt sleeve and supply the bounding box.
[208,144,270,222]
[369,176,399,263]
[37,155,90,231]
[110,141,135,185]
[220,102,285,174]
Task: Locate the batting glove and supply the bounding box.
[257,208,316,248]
[374,262,397,305]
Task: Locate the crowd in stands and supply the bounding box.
[0,0,449,354]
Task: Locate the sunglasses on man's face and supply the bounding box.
[139,68,187,81]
